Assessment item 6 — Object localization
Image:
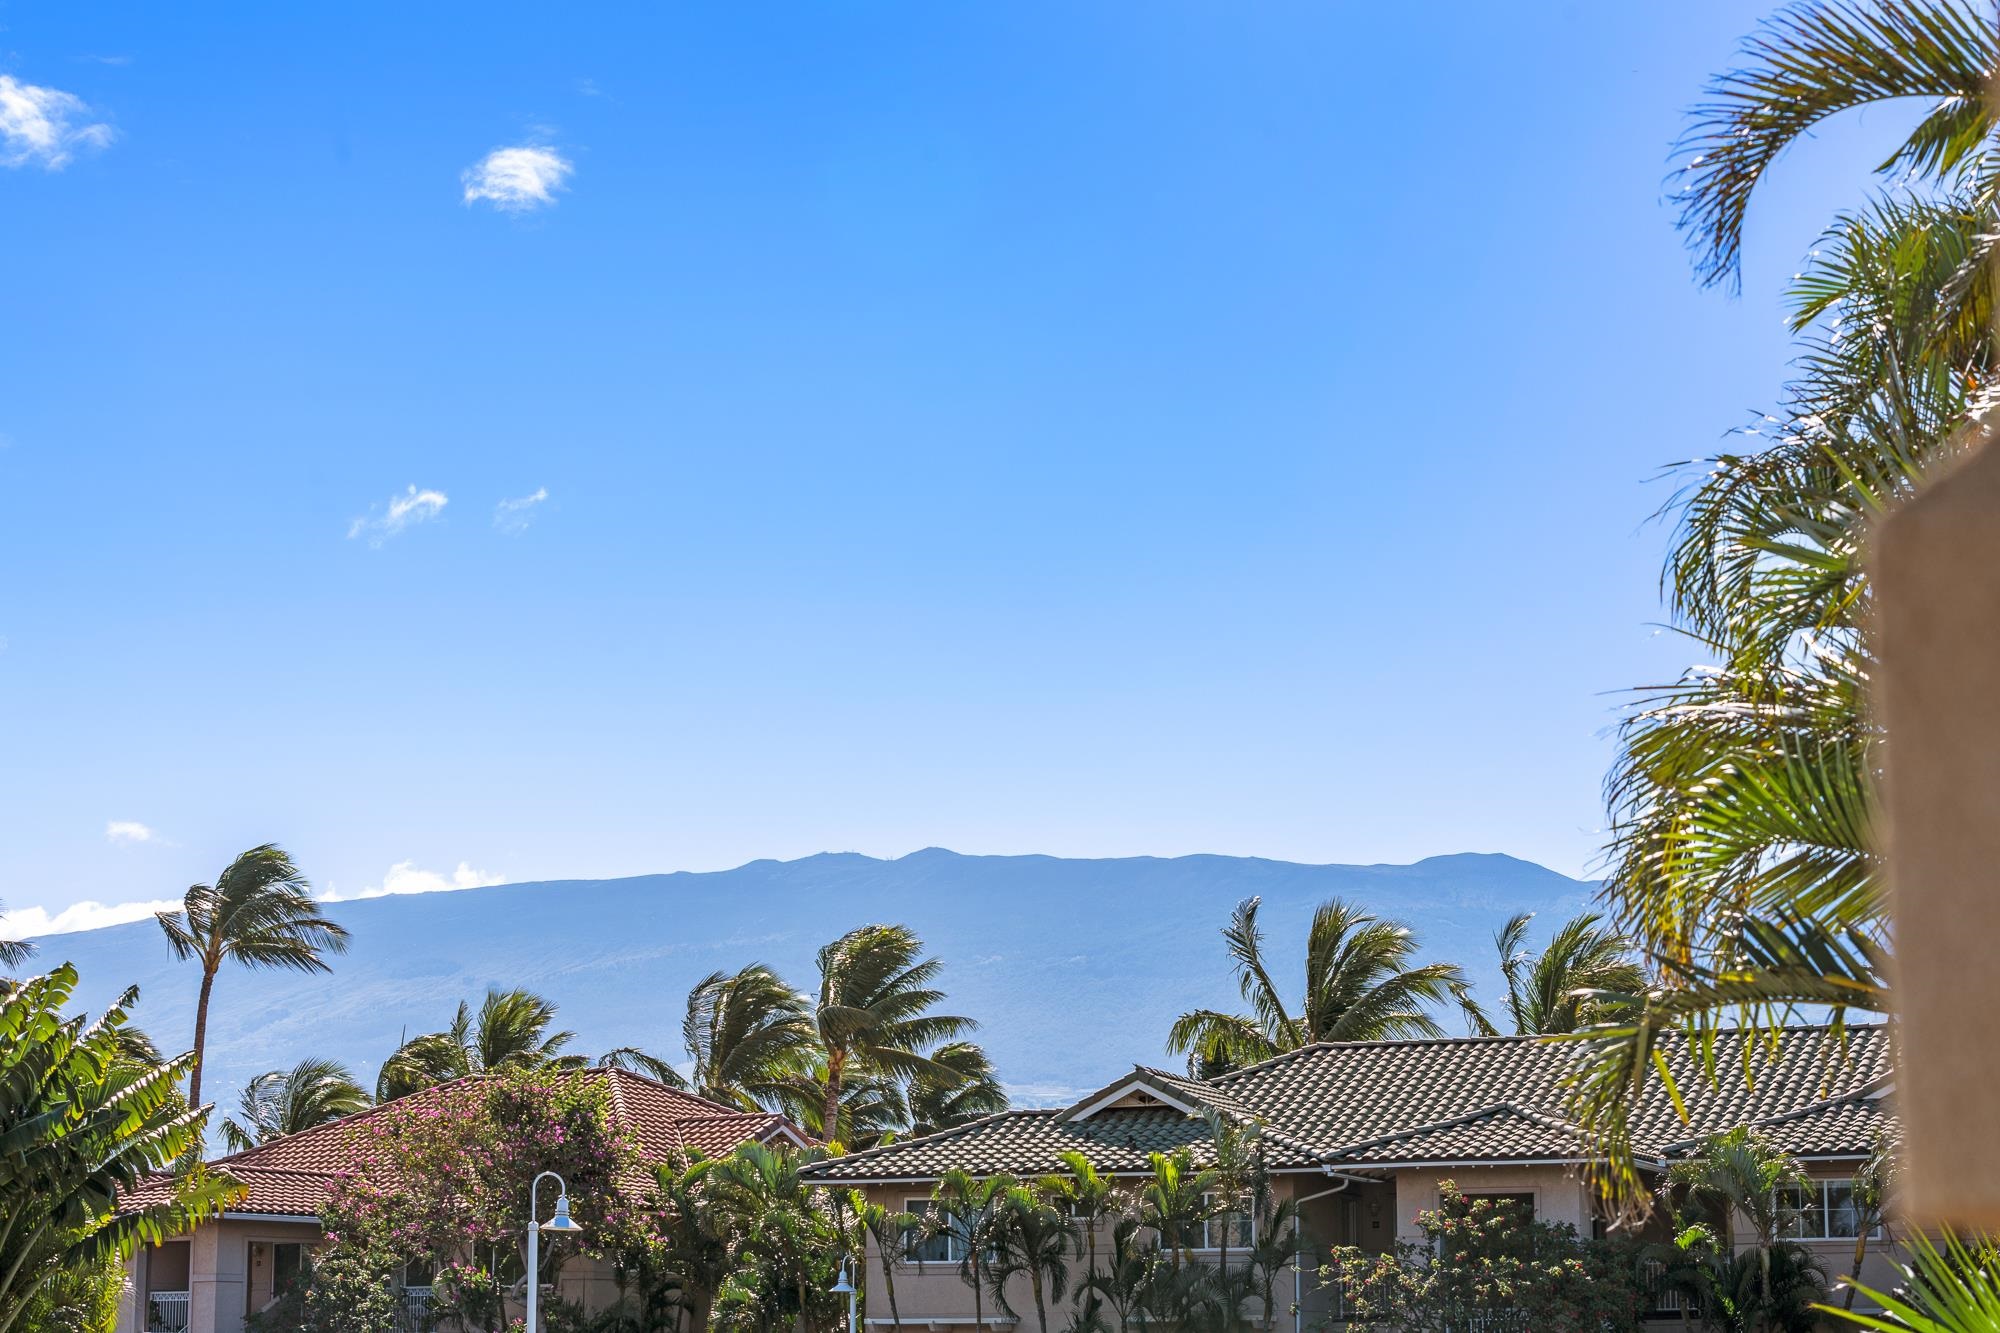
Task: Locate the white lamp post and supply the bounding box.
[831,1261,856,1333]
[525,1171,584,1333]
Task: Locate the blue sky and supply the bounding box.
[1,3,1919,935]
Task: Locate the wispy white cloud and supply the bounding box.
[462,145,572,212]
[321,860,505,903]
[493,486,549,534]
[348,485,448,546]
[105,820,156,844]
[0,896,180,939]
[0,75,114,170]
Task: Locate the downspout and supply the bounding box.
[1292,1168,1370,1333]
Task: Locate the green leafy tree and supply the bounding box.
[292,1065,639,1333]
[155,844,347,1108]
[376,985,579,1099]
[220,1057,371,1150]
[1321,1183,1646,1333]
[1242,1196,1298,1332]
[1471,912,1645,1036]
[708,1143,846,1333]
[1168,896,1477,1077]
[0,966,240,1333]
[811,925,975,1145]
[682,964,818,1109]
[986,1184,1077,1333]
[777,1059,909,1148]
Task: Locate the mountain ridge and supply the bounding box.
[29,847,1599,1112]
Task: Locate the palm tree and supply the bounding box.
[909,1041,1008,1135]
[1167,896,1477,1076]
[651,1154,733,1333]
[985,1184,1075,1333]
[1137,1148,1217,1272]
[1473,912,1645,1035]
[219,1057,371,1150]
[811,925,975,1145]
[597,1046,689,1087]
[155,844,347,1108]
[932,1169,1012,1333]
[376,986,578,1100]
[853,1199,919,1333]
[0,900,33,973]
[1672,0,1997,294]
[1038,1151,1117,1302]
[682,964,818,1109]
[0,966,238,1333]
[1576,4,1999,1204]
[1838,1136,1898,1313]
[776,1059,909,1148]
[1667,1128,1809,1310]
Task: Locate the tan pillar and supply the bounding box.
[1875,426,2000,1225]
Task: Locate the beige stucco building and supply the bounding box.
[800,1026,1900,1331]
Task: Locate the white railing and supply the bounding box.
[394,1285,433,1333]
[147,1291,191,1333]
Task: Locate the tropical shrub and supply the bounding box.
[0,966,238,1333]
[1320,1183,1646,1333]
[285,1065,642,1333]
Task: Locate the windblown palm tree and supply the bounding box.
[219,1057,372,1151]
[776,1059,910,1147]
[595,1046,688,1086]
[908,1041,1008,1136]
[1471,912,1645,1036]
[810,925,974,1145]
[375,986,578,1100]
[155,844,347,1108]
[1166,896,1477,1076]
[681,963,817,1108]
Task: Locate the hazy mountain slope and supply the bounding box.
[33,848,1597,1113]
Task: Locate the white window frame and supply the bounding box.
[1176,1192,1255,1254]
[902,1198,969,1264]
[1775,1179,1883,1241]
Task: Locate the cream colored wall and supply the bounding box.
[1390,1165,1595,1243]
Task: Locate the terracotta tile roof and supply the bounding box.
[124,1068,806,1220]
[801,1025,1892,1183]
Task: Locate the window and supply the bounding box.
[1777,1180,1881,1241]
[903,1199,967,1263]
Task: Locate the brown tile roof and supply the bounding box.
[1319,1103,1596,1166]
[801,1025,1892,1183]
[125,1068,806,1220]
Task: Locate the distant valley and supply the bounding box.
[34,848,1598,1112]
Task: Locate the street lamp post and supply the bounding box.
[525,1171,585,1333]
[831,1261,856,1333]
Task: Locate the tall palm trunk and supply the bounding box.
[189,964,218,1107]
[879,1246,901,1333]
[1029,1270,1048,1333]
[823,1048,846,1143]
